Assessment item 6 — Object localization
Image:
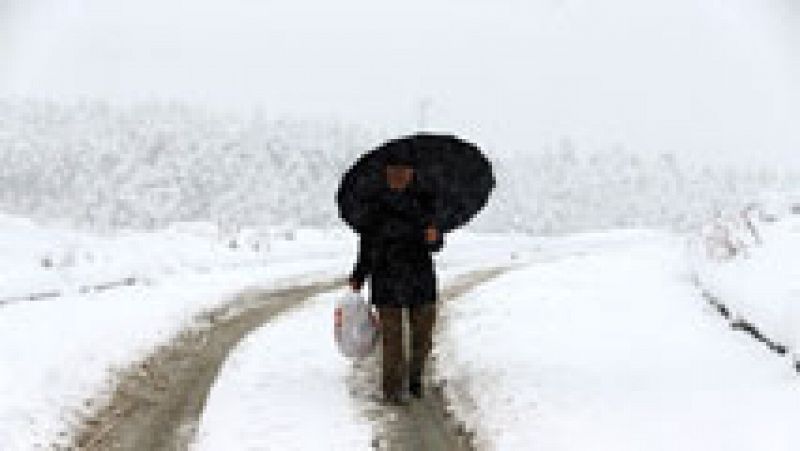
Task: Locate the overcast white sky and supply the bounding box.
[1,0,798,166]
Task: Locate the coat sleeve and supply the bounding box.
[350,233,373,285]
[350,197,376,285]
[418,188,437,228]
[418,188,444,253]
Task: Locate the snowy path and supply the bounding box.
[346,268,507,451]
[436,232,800,450]
[191,267,509,451]
[70,279,344,450]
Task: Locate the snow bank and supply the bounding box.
[435,231,800,450]
[693,213,800,358]
[0,212,352,305]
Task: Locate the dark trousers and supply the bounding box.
[377,303,437,396]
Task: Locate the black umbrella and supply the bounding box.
[336,133,495,233]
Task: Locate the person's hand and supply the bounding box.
[424,225,439,243]
[349,278,362,292]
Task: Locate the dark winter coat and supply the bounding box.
[350,181,443,307]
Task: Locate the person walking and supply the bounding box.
[336,133,495,405]
[348,149,443,404]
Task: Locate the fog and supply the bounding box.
[1,0,798,166]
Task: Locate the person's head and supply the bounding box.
[385,164,414,191]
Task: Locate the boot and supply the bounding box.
[409,371,423,398]
[383,391,407,406]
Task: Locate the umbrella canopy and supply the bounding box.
[336,133,495,233]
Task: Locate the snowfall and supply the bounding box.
[1,206,799,451]
[3,0,800,447]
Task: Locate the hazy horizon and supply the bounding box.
[1,0,798,167]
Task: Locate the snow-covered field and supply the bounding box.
[0,215,354,448]
[0,213,352,304]
[2,1,798,448]
[694,213,800,359]
[4,210,800,449]
[437,231,800,450]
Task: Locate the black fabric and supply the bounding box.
[382,140,417,166]
[350,181,442,307]
[336,133,495,234]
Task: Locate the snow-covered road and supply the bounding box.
[191,267,507,451]
[3,224,799,450]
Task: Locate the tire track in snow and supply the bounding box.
[67,278,345,451]
[349,267,511,451]
[67,267,509,451]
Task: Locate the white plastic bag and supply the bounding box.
[334,290,379,358]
